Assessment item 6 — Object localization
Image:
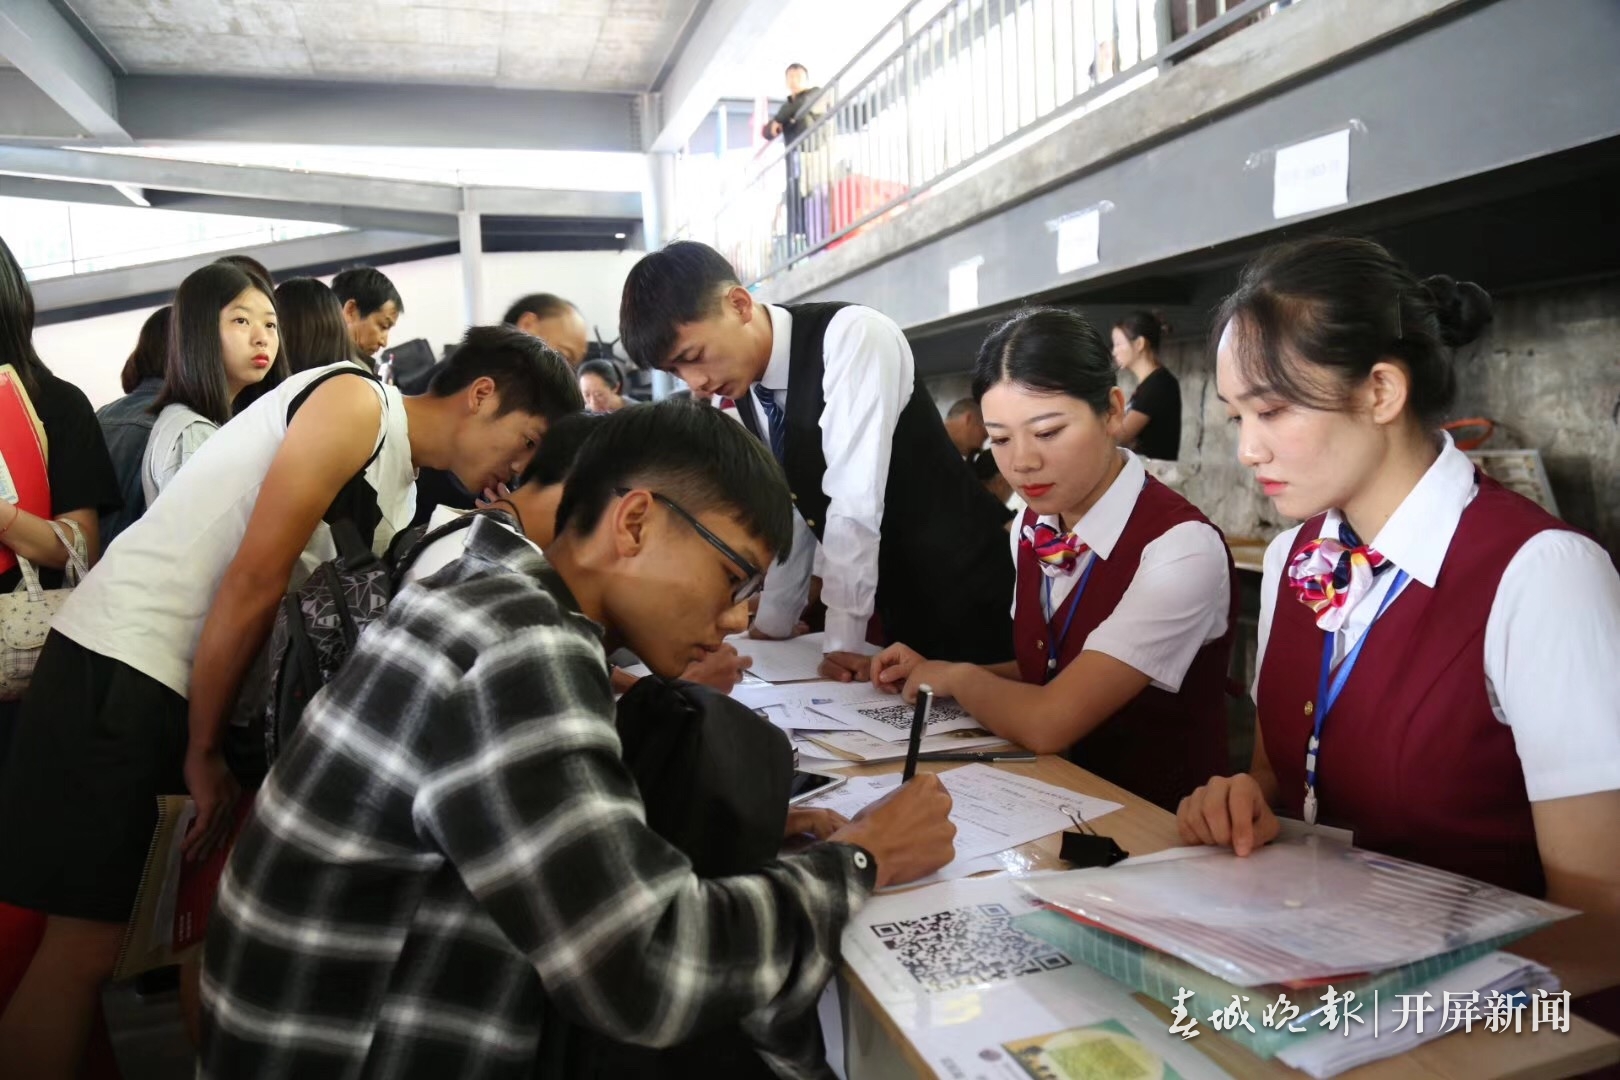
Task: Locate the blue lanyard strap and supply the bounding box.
[1042,555,1097,682]
[1303,568,1410,825]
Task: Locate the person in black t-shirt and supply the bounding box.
[1111,311,1181,461]
[762,64,823,250]
[0,235,121,756]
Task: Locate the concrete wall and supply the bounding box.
[923,276,1620,557]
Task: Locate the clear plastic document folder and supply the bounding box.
[1021,840,1573,987]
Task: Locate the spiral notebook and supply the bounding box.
[111,795,252,981]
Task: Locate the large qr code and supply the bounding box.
[870,903,1072,992]
[856,699,974,731]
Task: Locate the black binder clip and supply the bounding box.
[1058,805,1128,869]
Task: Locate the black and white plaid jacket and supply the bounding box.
[200,514,874,1079]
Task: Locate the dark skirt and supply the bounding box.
[0,631,188,924]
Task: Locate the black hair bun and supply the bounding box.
[1422,274,1493,348]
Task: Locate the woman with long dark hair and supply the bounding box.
[142,262,286,501]
[273,277,359,373]
[871,307,1236,810]
[0,234,120,750]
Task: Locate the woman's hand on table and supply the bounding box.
[871,643,959,703]
[1176,772,1280,857]
[870,642,926,693]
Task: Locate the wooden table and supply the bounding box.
[828,755,1620,1080]
[1226,537,1271,575]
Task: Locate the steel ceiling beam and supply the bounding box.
[0,145,641,222]
[0,0,129,143]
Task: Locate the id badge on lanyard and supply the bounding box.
[1302,569,1409,826]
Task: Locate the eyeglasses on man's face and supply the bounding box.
[613,488,765,604]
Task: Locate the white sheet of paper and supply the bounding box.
[809,696,984,742]
[948,256,983,313]
[841,876,1232,1080]
[1055,207,1101,273]
[804,728,1007,762]
[724,631,828,683]
[1273,127,1351,219]
[731,678,873,712]
[799,764,1116,881]
[732,679,876,732]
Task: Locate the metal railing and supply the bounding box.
[686,0,1295,285]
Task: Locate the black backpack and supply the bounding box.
[257,509,498,775]
[539,679,819,1080]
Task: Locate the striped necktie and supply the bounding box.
[753,385,787,462]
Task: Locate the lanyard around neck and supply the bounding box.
[1303,568,1410,825]
[1041,555,1097,682]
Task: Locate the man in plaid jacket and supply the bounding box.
[199,402,956,1079]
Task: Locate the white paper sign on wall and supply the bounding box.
[1055,208,1101,274]
[1272,127,1351,219]
[948,256,984,314]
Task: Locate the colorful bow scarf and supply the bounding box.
[1288,522,1395,632]
[1021,521,1091,578]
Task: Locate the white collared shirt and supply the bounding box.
[1008,450,1231,693]
[1255,433,1620,802]
[748,304,916,653]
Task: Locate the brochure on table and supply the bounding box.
[843,875,1231,1080]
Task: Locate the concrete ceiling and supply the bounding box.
[63,0,701,92]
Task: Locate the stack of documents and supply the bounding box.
[729,679,1008,762]
[1010,841,1574,1071]
[1278,952,1559,1078]
[1015,905,1544,1061]
[1019,842,1573,986]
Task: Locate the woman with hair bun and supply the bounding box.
[1180,236,1620,910]
[1112,311,1180,460]
[872,307,1236,812]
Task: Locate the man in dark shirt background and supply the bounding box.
[762,63,821,253]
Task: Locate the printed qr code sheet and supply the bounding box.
[811,696,987,742]
[872,902,1072,993]
[855,699,975,731]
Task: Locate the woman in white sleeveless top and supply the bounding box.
[141,262,288,504]
[0,327,584,1076]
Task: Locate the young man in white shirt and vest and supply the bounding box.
[620,241,1013,681]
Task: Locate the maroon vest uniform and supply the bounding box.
[1012,476,1237,811]
[1256,475,1574,896]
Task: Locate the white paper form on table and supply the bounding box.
[730,679,875,732]
[842,876,1232,1080]
[1022,839,1575,987]
[803,728,1007,763]
[798,765,1122,888]
[723,631,830,683]
[808,695,985,741]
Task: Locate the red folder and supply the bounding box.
[0,364,50,577]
